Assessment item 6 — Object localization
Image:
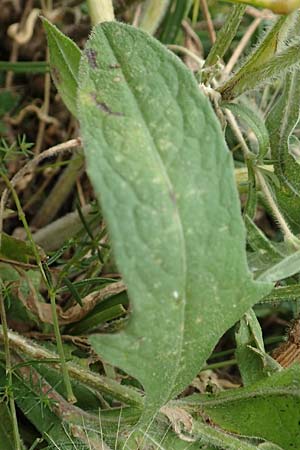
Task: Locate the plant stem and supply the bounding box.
[1,174,76,403]
[255,169,300,249]
[87,0,115,25]
[225,109,253,160]
[49,289,76,402]
[0,326,144,408]
[0,286,22,450]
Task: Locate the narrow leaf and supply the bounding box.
[204,4,246,72]
[259,249,300,282]
[42,18,81,117]
[260,284,300,304]
[236,309,279,385]
[218,14,293,100]
[220,42,300,100]
[78,22,270,423]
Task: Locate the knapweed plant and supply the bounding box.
[2,0,300,449]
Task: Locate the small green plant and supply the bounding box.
[2,1,300,449]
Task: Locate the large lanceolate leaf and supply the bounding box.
[77,22,271,422]
[266,69,300,232]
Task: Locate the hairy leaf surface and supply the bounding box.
[195,365,300,448]
[78,22,270,421]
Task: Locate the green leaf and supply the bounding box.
[42,18,81,117]
[203,4,246,73]
[0,404,16,450]
[235,309,280,385]
[78,22,270,423]
[258,249,300,282]
[227,14,289,72]
[0,232,36,263]
[192,419,266,449]
[245,215,284,262]
[194,364,300,449]
[266,68,300,232]
[236,310,267,385]
[0,61,48,73]
[260,284,300,304]
[0,91,20,117]
[218,14,295,100]
[160,0,189,43]
[220,42,300,100]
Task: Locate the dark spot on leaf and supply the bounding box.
[109,63,121,69]
[169,190,177,206]
[51,66,61,83]
[85,48,98,69]
[90,93,123,117]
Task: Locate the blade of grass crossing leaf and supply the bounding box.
[42,18,81,117]
[78,22,270,424]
